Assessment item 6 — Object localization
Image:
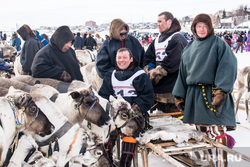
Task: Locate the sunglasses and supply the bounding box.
[120,32,127,36]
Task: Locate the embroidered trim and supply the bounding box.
[198,84,217,112]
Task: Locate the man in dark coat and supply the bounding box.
[74,32,84,50]
[84,33,97,51]
[99,48,154,167]
[96,18,145,79]
[31,26,83,82]
[143,12,188,113]
[17,24,43,75]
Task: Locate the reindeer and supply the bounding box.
[0,87,55,165]
[80,62,103,92]
[75,49,96,67]
[235,66,250,123]
[0,46,17,63]
[109,95,145,138]
[9,123,111,167]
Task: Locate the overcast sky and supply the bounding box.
[1,0,250,31]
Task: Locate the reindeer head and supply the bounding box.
[70,86,110,127]
[7,86,55,137]
[109,95,145,138]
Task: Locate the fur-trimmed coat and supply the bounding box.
[144,19,188,93]
[96,19,145,79]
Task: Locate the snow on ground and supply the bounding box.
[138,51,250,167]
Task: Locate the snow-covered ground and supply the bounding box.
[138,51,250,167]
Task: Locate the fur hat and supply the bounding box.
[17,24,35,41]
[109,18,129,41]
[191,14,215,39]
[50,26,75,51]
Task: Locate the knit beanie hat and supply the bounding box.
[191,14,215,39]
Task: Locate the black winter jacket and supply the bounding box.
[96,35,145,79]
[31,26,83,81]
[144,33,188,93]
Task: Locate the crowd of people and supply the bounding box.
[1,11,248,167]
[217,30,250,53]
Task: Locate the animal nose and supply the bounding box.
[44,124,55,136]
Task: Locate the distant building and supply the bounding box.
[85,21,96,27]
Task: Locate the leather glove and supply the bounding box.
[60,71,71,82]
[149,66,167,85]
[175,97,185,113]
[211,89,227,107]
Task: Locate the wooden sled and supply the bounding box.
[133,136,250,167]
[132,112,250,167]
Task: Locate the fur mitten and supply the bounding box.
[212,89,227,107]
[149,66,167,85]
[175,97,185,113]
[60,71,71,82]
[131,103,141,113]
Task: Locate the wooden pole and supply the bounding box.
[149,112,183,118]
[145,142,186,167]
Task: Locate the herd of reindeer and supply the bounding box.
[0,43,250,166]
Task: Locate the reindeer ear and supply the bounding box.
[70,91,81,99]
[16,93,31,107]
[109,95,116,103]
[117,94,124,100]
[88,85,93,91]
[8,86,16,94]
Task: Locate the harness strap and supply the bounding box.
[56,81,71,93]
[215,133,227,139]
[67,130,79,153]
[36,121,73,146]
[123,137,137,143]
[49,93,59,102]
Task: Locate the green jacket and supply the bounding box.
[172,35,237,127]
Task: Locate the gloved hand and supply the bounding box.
[131,103,142,113]
[175,97,185,113]
[60,71,71,82]
[149,66,167,85]
[212,89,227,107]
[143,65,149,74]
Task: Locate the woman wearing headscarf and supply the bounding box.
[17,24,43,75]
[172,14,237,166]
[31,26,83,82]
